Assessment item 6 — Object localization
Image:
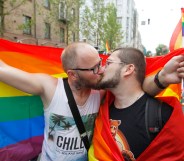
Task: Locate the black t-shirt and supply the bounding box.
[109,93,173,159]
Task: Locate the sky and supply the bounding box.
[134,0,184,53]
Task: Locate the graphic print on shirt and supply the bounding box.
[109,119,135,161]
[48,113,97,155]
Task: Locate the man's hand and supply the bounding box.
[143,55,184,96]
[159,55,184,87]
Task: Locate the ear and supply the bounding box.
[118,120,121,125]
[67,70,78,80]
[124,64,135,75]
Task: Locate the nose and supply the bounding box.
[98,65,105,74]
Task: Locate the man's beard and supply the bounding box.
[96,68,121,89]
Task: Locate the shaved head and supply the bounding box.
[61,42,98,72]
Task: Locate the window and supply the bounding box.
[23,15,31,35]
[60,28,65,42]
[117,17,122,24]
[45,23,51,39]
[71,8,75,20]
[116,0,122,5]
[44,0,50,9]
[117,5,122,17]
[59,2,65,19]
[127,0,130,14]
[72,32,75,42]
[141,21,146,25]
[126,17,129,41]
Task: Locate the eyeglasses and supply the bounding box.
[105,60,128,67]
[72,58,102,74]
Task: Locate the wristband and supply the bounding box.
[154,70,167,89]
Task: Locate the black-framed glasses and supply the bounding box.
[72,58,102,74]
[105,60,128,67]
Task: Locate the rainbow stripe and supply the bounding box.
[169,8,184,51]
[182,8,184,35]
[105,40,110,53]
[0,39,66,160]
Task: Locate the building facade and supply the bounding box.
[0,0,79,47]
[81,0,142,50]
[106,0,142,48]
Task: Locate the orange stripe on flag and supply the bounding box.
[169,18,182,51]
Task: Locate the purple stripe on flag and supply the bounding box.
[0,135,43,161]
[182,22,184,36]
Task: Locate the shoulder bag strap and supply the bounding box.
[63,78,90,151]
[145,96,163,140]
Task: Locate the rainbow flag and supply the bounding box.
[169,8,184,51]
[105,40,110,53]
[1,37,184,161]
[169,8,184,104]
[0,39,66,161]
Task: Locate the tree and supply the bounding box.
[80,0,123,50]
[0,0,82,44]
[102,3,123,50]
[0,0,27,36]
[146,50,152,57]
[80,0,106,48]
[155,44,169,56]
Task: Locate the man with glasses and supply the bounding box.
[0,42,184,161]
[89,47,184,161]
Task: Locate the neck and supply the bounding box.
[68,79,91,106]
[111,82,144,109]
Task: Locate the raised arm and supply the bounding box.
[0,60,57,107]
[143,55,184,96]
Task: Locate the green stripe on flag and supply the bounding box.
[0,96,44,122]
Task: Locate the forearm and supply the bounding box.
[0,60,43,94]
[143,70,168,96]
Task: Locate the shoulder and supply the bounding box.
[146,94,173,123]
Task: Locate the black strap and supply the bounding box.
[63,78,90,151]
[145,96,163,140]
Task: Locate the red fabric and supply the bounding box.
[94,92,184,161]
[92,48,184,161]
[93,92,125,161]
[137,96,184,161]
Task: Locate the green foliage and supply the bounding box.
[145,50,152,57]
[155,44,169,56]
[17,18,33,31]
[80,0,123,50]
[0,0,27,36]
[1,0,80,42]
[103,3,123,50]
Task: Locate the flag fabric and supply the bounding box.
[1,38,184,161]
[88,49,184,161]
[0,39,66,161]
[169,18,182,51]
[105,40,110,53]
[0,39,109,161]
[169,8,184,51]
